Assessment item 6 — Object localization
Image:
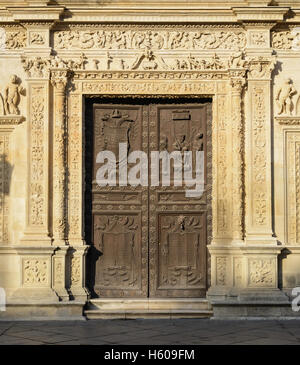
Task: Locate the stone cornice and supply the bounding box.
[0,5,293,24]
[4,6,65,22]
[233,7,290,22]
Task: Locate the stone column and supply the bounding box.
[50,69,70,301]
[230,71,246,242]
[51,70,68,246]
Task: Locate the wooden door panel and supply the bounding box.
[91,102,211,298]
[92,104,148,297]
[149,103,210,297]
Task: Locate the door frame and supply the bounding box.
[65,69,246,300]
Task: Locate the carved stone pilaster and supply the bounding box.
[21,75,51,244]
[229,70,247,242]
[0,117,25,244]
[52,246,69,301]
[245,56,277,244]
[51,69,68,245]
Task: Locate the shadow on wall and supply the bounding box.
[0,153,13,209]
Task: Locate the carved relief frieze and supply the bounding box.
[54,28,246,51]
[271,29,300,50]
[5,30,27,50]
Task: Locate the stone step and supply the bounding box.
[85,298,213,319]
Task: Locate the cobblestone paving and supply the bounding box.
[0,319,300,345]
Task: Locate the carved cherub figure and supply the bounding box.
[4,74,25,115]
[276,78,297,115]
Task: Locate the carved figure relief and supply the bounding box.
[54,29,246,51]
[276,78,297,116]
[3,75,25,115]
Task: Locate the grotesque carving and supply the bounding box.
[276,78,297,116]
[229,50,246,69]
[3,75,25,115]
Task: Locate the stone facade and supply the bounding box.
[0,0,300,319]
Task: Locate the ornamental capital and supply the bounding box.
[51,70,69,92]
[247,55,277,80]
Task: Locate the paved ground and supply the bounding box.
[0,319,300,345]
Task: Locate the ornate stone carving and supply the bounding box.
[230,74,246,240]
[216,257,227,286]
[286,133,300,245]
[71,256,81,286]
[82,80,216,95]
[249,31,268,48]
[252,86,268,227]
[276,78,297,116]
[216,95,230,237]
[5,30,26,49]
[51,70,68,243]
[21,56,50,79]
[249,258,274,286]
[271,30,300,50]
[0,28,5,51]
[30,32,45,45]
[228,51,246,69]
[173,53,227,71]
[3,75,25,115]
[29,85,46,227]
[248,56,276,79]
[21,54,89,79]
[68,93,82,239]
[23,259,48,286]
[54,29,246,51]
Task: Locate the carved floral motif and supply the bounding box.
[5,30,26,49]
[71,257,81,286]
[23,259,48,285]
[29,86,45,227]
[249,259,274,286]
[216,257,227,286]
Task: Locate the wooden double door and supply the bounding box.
[91,101,211,298]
